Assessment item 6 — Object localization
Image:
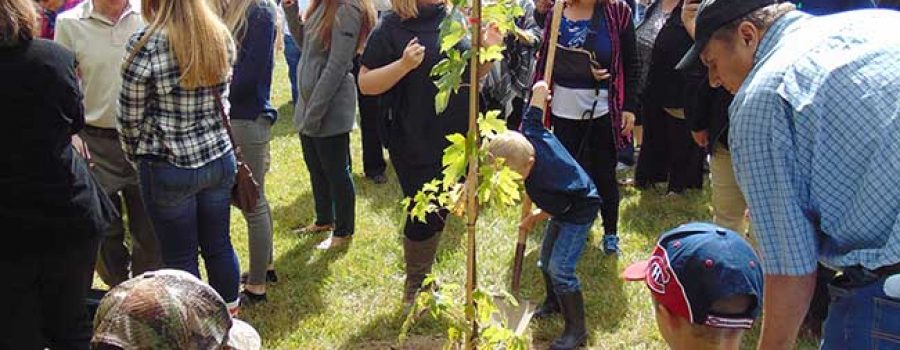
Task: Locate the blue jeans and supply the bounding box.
[821,273,900,349]
[284,33,301,106]
[137,152,240,303]
[539,219,593,294]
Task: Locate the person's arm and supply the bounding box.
[359,37,424,95]
[230,3,277,111]
[283,0,303,47]
[117,35,152,163]
[301,3,363,132]
[758,274,817,350]
[730,92,820,350]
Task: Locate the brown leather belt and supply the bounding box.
[874,262,900,277]
[82,125,119,139]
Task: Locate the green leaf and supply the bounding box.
[479,45,505,64]
[442,133,468,184]
[434,89,450,115]
[439,18,466,53]
[479,109,507,139]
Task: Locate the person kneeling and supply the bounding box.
[622,223,763,350]
[487,81,602,350]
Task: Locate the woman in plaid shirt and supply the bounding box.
[118,0,242,314]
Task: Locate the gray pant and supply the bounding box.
[232,117,274,285]
[80,127,161,287]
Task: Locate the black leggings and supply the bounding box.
[552,115,620,235]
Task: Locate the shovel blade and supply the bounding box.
[492,294,535,336]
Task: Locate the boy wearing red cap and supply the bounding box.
[623,222,764,350]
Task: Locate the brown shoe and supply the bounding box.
[316,234,352,250]
[293,223,334,234]
[402,233,442,304]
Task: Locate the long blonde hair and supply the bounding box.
[137,0,234,89]
[0,0,39,43]
[208,0,257,46]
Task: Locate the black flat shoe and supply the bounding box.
[239,289,267,306]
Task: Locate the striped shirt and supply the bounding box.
[729,10,900,276]
[118,29,234,169]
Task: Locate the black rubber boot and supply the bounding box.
[534,271,559,319]
[549,290,587,350]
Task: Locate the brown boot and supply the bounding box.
[402,233,442,304]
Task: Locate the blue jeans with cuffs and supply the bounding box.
[539,219,594,294]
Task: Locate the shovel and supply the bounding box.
[495,0,565,334]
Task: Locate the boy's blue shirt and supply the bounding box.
[521,106,602,224]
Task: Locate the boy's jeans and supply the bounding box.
[137,152,240,303]
[821,269,900,349]
[539,219,593,294]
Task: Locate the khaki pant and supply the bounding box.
[710,148,752,242]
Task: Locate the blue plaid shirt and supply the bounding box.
[730,10,900,276]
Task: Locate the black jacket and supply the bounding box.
[0,39,116,255]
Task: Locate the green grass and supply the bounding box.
[104,58,821,349]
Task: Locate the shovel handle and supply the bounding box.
[511,242,527,294]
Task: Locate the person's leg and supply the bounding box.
[138,158,202,277]
[0,257,44,349]
[590,117,620,240]
[535,221,561,318]
[709,148,750,235]
[313,133,356,238]
[284,33,301,106]
[232,118,274,294]
[355,56,387,180]
[80,131,131,286]
[300,134,336,228]
[546,220,591,349]
[122,182,162,277]
[196,153,241,309]
[634,108,669,188]
[41,236,98,350]
[506,96,525,131]
[665,116,704,194]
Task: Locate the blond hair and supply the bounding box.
[0,0,39,43]
[136,0,234,89]
[391,0,419,20]
[486,131,535,176]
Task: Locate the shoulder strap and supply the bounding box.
[213,90,245,162]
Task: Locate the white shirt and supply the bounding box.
[551,85,610,120]
[55,0,144,129]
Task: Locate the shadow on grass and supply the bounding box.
[620,185,712,240]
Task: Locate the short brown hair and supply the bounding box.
[0,0,39,43]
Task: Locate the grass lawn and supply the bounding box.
[101,59,821,349]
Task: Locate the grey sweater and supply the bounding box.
[284,0,362,137]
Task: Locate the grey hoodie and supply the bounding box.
[284,0,362,137]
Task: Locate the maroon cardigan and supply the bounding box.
[533,0,639,150]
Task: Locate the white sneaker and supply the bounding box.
[616,162,632,172]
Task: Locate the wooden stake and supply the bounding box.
[464,0,482,347]
[541,0,565,107]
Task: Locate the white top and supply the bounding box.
[55,0,144,129]
[373,0,392,12]
[551,85,610,120]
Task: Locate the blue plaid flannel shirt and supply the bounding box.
[729,10,900,276]
[118,29,234,169]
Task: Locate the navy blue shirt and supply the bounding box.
[230,1,278,121]
[521,106,602,224]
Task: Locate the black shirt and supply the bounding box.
[360,4,469,166]
[641,5,694,111]
[0,39,115,254]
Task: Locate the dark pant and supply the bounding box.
[0,236,98,350]
[635,109,704,192]
[552,115,619,235]
[354,56,387,178]
[137,152,240,304]
[284,33,302,106]
[300,133,356,237]
[390,155,448,242]
[822,269,900,349]
[81,128,161,287]
[506,96,526,131]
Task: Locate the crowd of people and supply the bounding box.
[1,0,899,348]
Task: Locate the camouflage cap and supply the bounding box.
[91,269,258,350]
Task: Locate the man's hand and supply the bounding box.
[682,1,700,39]
[482,22,503,47]
[72,134,91,163]
[691,130,709,148]
[621,111,636,136]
